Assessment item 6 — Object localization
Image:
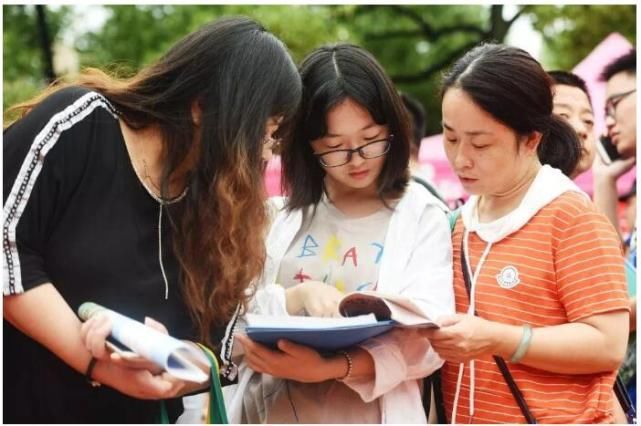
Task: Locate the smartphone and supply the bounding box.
[596,135,621,165]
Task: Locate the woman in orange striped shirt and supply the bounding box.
[423,44,630,423]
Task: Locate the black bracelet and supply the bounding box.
[85,357,101,387]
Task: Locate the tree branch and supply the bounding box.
[390,39,480,84]
[394,5,434,36]
[394,5,485,40]
[508,5,530,26]
[434,23,487,38]
[364,29,424,41]
[35,5,55,83]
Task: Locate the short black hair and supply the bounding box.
[548,70,592,105]
[400,93,426,150]
[599,49,636,82]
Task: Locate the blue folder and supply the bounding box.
[245,319,396,351]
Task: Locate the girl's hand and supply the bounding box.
[80,314,167,372]
[422,314,499,363]
[236,334,347,383]
[93,359,191,400]
[287,280,344,317]
[82,316,210,398]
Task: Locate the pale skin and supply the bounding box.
[592,71,636,331]
[551,84,596,178]
[593,70,637,238]
[422,88,629,376]
[238,98,396,383]
[3,103,284,398]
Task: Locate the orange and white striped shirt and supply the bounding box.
[441,191,630,424]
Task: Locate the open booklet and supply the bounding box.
[77,302,209,383]
[245,291,440,351]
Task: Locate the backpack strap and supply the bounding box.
[448,208,461,232]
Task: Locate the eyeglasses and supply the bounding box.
[314,135,393,168]
[605,89,636,119]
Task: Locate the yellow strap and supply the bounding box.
[196,343,220,374]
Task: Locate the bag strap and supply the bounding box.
[448,208,460,231]
[197,343,229,424]
[158,344,229,424]
[460,237,537,424]
[614,373,637,424]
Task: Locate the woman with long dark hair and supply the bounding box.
[3,16,301,423]
[227,43,454,423]
[423,43,629,423]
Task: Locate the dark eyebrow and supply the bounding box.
[326,122,379,138]
[442,121,492,136]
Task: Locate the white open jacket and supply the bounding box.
[222,181,455,423]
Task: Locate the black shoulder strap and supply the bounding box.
[460,238,537,424]
[614,373,637,423]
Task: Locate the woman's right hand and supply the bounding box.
[80,313,163,372]
[92,358,188,400]
[285,280,344,317]
[80,313,192,399]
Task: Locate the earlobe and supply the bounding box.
[525,131,543,155]
[191,101,202,127]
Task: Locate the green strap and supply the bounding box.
[159,399,170,424]
[197,343,229,424]
[158,344,228,424]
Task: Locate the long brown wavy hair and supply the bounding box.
[8,16,302,347]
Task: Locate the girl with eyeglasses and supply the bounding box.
[225,43,455,423]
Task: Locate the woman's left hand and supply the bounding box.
[422,314,499,363]
[235,334,344,383]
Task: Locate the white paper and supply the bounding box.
[245,313,378,329]
[79,303,209,383]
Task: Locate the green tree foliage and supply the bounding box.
[337,5,528,133]
[528,5,636,70]
[4,5,635,133]
[3,5,71,112]
[77,5,353,71]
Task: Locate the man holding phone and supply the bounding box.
[594,48,637,416]
[594,49,636,239]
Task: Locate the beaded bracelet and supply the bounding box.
[337,350,353,381]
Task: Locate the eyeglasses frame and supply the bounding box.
[313,134,394,168]
[605,88,636,119]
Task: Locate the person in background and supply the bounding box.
[225,43,455,424]
[593,49,636,242]
[548,66,636,420]
[401,92,449,208]
[594,48,637,412]
[548,70,596,178]
[3,16,302,423]
[424,43,629,423]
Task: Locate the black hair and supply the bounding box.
[401,93,426,152]
[441,43,581,177]
[548,70,593,105]
[282,43,410,210]
[600,49,636,81]
[45,16,302,344]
